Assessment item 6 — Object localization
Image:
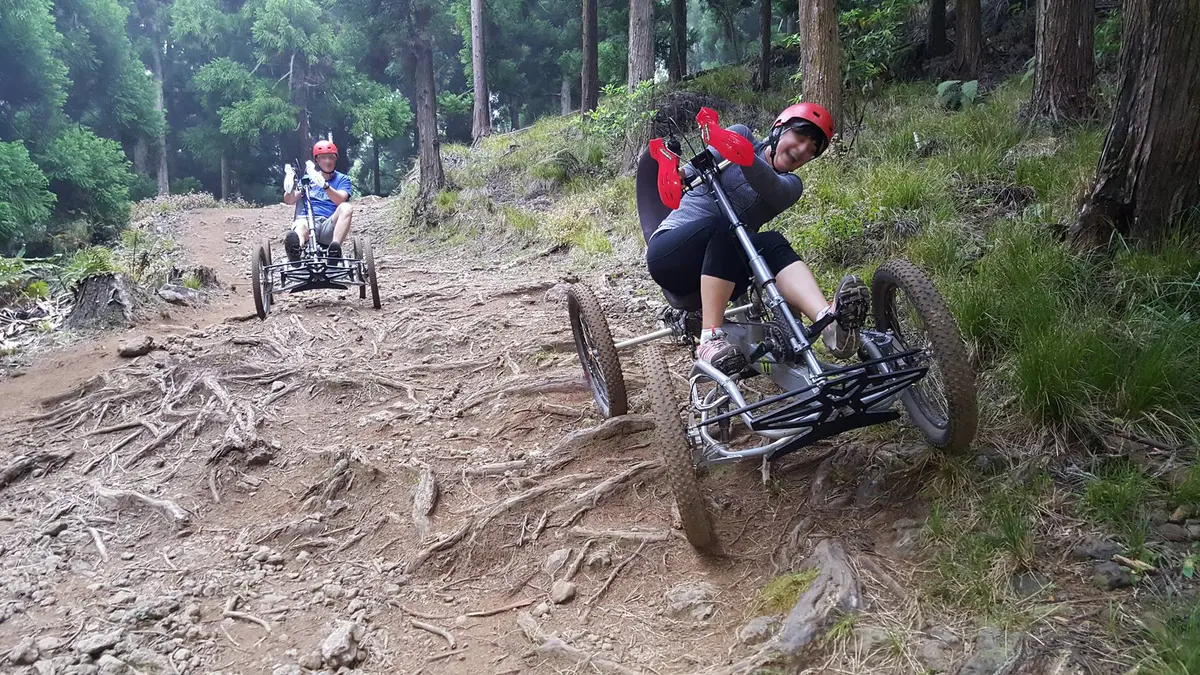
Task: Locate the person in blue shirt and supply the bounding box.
[282,140,354,261]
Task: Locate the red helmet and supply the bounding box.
[312,140,339,158]
[771,102,834,156]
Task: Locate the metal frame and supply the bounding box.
[261,169,368,295]
[607,145,931,467]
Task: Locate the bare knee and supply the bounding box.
[335,202,354,217]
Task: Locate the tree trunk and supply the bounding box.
[470,0,490,143]
[1031,0,1093,123]
[928,0,948,58]
[1070,0,1200,250]
[581,0,599,113]
[151,43,169,195]
[66,273,137,331]
[669,0,687,82]
[627,0,654,91]
[413,2,444,203]
[372,139,381,196]
[953,0,982,79]
[133,139,149,175]
[293,54,310,161]
[757,0,771,90]
[219,153,229,202]
[800,0,842,132]
[509,100,520,131]
[561,76,572,115]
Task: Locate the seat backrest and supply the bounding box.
[636,147,674,245]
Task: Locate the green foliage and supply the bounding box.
[36,126,133,244]
[350,84,413,143]
[582,81,657,143]
[0,142,56,254]
[937,80,982,110]
[840,0,919,95]
[1095,11,1123,70]
[63,246,118,286]
[182,274,203,290]
[755,570,819,615]
[0,0,69,141]
[1140,605,1200,675]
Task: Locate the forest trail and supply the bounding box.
[0,201,1083,675]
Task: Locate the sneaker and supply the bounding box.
[327,242,343,264]
[820,275,870,359]
[283,231,302,263]
[697,334,747,375]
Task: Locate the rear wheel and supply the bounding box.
[361,237,381,309]
[251,243,272,319]
[567,284,627,418]
[644,344,718,553]
[871,259,977,453]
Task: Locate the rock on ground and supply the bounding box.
[958,626,1022,675]
[73,630,123,658]
[664,582,719,621]
[738,617,780,645]
[550,580,577,604]
[1092,562,1132,590]
[6,637,39,665]
[117,336,155,357]
[320,620,364,669]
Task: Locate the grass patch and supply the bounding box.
[181,275,202,291]
[1080,459,1157,557]
[1140,605,1200,675]
[755,569,819,615]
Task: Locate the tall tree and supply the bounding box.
[132,0,172,194]
[627,0,654,90]
[1030,0,1093,122]
[469,0,490,142]
[411,0,444,201]
[581,0,599,112]
[800,0,842,131]
[756,0,770,90]
[953,0,982,78]
[668,0,687,82]
[927,0,947,57]
[1071,0,1200,249]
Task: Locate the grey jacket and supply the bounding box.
[650,124,805,239]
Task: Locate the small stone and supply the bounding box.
[271,381,286,393]
[117,336,155,358]
[172,649,191,662]
[663,583,718,622]
[322,584,344,600]
[36,637,64,653]
[958,627,1021,675]
[854,626,890,654]
[917,637,956,672]
[7,637,39,665]
[737,616,779,645]
[248,448,274,466]
[321,620,364,668]
[108,590,137,607]
[1093,562,1133,590]
[1010,571,1051,598]
[1071,535,1121,561]
[74,629,123,657]
[1150,508,1170,525]
[1169,504,1195,523]
[271,666,301,675]
[157,284,204,307]
[41,521,69,537]
[531,602,550,618]
[544,548,572,578]
[1159,523,1190,543]
[298,652,323,670]
[33,660,55,675]
[120,552,135,561]
[97,654,128,675]
[252,546,272,562]
[550,581,576,604]
[1188,522,1200,540]
[296,551,310,562]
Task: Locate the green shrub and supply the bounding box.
[63,246,117,286]
[36,126,133,243]
[0,141,55,254]
[170,176,205,195]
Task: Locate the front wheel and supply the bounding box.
[251,242,272,319]
[643,344,718,554]
[567,284,627,418]
[871,259,977,453]
[360,237,381,309]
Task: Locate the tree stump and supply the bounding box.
[66,273,138,331]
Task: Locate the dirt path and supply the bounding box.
[0,202,1096,674]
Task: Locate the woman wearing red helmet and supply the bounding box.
[643,102,869,374]
[283,140,355,261]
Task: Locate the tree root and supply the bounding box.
[0,450,74,491]
[517,613,643,675]
[533,415,653,477]
[96,486,190,528]
[457,374,592,413]
[412,468,438,541]
[568,527,673,542]
[551,460,661,521]
[223,597,271,632]
[127,421,185,466]
[587,541,647,607]
[410,619,456,649]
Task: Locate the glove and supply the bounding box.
[304,161,327,189]
[283,164,296,194]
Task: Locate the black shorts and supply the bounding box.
[645,219,801,299]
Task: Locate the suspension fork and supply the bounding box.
[704,172,824,375]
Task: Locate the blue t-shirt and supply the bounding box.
[297,171,352,220]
